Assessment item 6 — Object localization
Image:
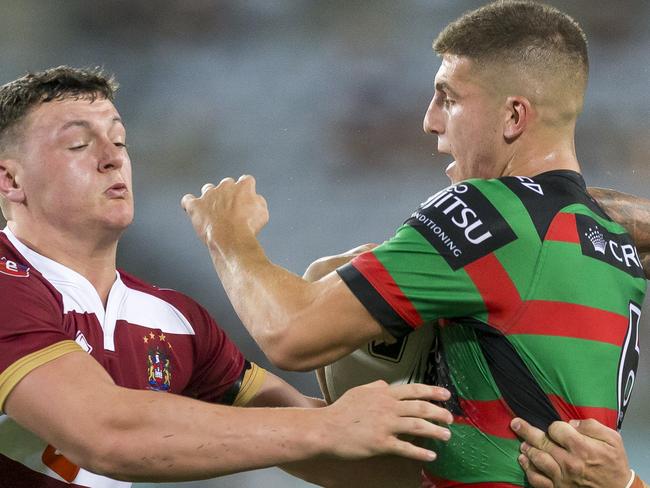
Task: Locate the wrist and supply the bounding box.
[302,407,336,458]
[206,224,258,257]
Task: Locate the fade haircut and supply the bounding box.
[434,1,588,96]
[0,66,118,154]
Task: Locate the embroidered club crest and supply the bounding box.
[144,330,173,391]
[0,257,30,277]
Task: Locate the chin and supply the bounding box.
[103,210,134,232]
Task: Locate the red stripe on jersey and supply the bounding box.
[352,252,423,328]
[508,301,628,345]
[546,213,579,243]
[422,473,521,488]
[548,394,618,428]
[454,398,517,439]
[464,254,521,331]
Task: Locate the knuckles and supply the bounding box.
[563,457,584,478]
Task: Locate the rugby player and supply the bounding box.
[183,2,649,486]
[0,66,454,487]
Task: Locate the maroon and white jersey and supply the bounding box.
[0,227,252,487]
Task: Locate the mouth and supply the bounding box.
[105,183,128,198]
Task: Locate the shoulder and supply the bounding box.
[0,233,61,312]
[119,270,200,308]
[402,179,519,270]
[118,269,219,330]
[494,171,611,239]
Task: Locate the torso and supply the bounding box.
[0,228,244,487]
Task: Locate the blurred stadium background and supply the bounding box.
[0,0,648,486]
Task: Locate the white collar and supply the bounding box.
[2,226,123,320]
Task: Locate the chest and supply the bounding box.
[57,281,197,394]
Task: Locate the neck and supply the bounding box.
[502,124,581,178]
[7,219,120,306]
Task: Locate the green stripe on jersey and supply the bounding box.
[530,241,646,315]
[443,325,501,401]
[375,225,488,323]
[511,334,619,409]
[424,423,525,486]
[563,204,629,234]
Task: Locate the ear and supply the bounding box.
[0,159,25,204]
[503,96,532,143]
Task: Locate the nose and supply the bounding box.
[98,139,127,173]
[423,95,443,135]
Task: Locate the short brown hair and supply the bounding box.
[0,66,118,153]
[434,1,588,81]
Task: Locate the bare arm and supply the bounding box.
[252,369,424,487]
[511,417,648,488]
[181,177,386,371]
[282,345,425,488]
[589,187,650,276]
[246,368,325,408]
[305,242,380,406]
[5,351,453,483]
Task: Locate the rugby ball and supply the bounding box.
[324,325,434,401]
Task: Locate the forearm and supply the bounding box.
[183,178,385,370]
[51,386,330,482]
[207,235,320,366]
[589,187,650,253]
[206,233,380,370]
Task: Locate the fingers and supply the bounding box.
[389,383,451,403]
[201,183,215,195]
[397,400,454,429]
[237,174,256,190]
[542,420,588,453]
[180,193,196,212]
[512,418,569,477]
[181,175,258,212]
[393,415,451,442]
[511,417,545,444]
[569,418,622,447]
[384,437,438,462]
[520,443,562,482]
[518,453,554,488]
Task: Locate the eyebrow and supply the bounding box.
[435,81,460,98]
[59,116,125,132]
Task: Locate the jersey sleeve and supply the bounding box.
[0,274,81,412]
[182,303,249,405]
[337,181,518,338]
[220,361,268,407]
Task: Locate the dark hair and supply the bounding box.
[0,66,118,151]
[434,1,588,78]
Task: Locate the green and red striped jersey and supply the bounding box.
[337,170,646,487]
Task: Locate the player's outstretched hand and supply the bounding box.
[323,380,453,462]
[181,175,269,246]
[511,417,632,488]
[303,243,379,282]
